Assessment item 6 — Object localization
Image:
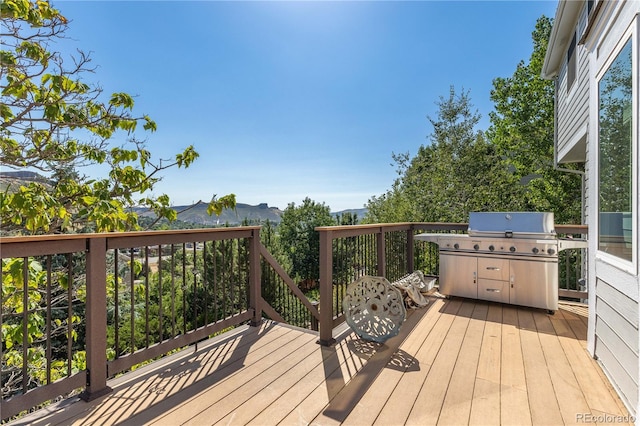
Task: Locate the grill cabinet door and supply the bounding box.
[509,258,558,311]
[439,252,477,299]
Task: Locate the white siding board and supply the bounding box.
[596,335,638,413]
[596,296,639,352]
[594,278,640,415]
[595,313,639,381]
[596,279,639,328]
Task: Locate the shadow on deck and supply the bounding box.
[12,297,632,425]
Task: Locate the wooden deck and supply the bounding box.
[15,296,632,425]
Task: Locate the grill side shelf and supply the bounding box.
[558,239,588,251]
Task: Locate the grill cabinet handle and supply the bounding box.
[486,267,500,271]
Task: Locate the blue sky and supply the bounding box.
[55,0,557,212]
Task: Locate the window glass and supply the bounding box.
[568,33,577,91]
[598,39,633,261]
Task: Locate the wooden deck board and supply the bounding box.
[373,299,463,426]
[430,302,487,425]
[518,309,565,425]
[12,299,633,426]
[500,306,532,426]
[468,304,502,426]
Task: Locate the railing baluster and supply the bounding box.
[213,240,218,325]
[171,244,176,338]
[66,253,73,377]
[131,250,136,353]
[182,242,187,335]
[114,250,120,358]
[144,248,150,348]
[46,256,52,385]
[158,245,163,343]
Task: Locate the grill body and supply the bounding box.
[416,212,586,312]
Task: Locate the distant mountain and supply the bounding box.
[0,171,367,225]
[134,202,285,225]
[0,170,50,192]
[135,203,368,226]
[0,171,43,180]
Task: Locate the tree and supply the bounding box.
[0,0,235,234]
[366,87,512,224]
[277,197,335,285]
[404,87,509,222]
[487,16,582,223]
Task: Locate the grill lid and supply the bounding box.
[468,212,556,239]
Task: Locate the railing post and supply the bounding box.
[318,229,335,346]
[81,237,112,401]
[249,228,262,326]
[407,227,415,273]
[377,228,386,277]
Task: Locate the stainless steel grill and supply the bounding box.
[416,212,587,312]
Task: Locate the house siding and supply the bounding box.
[595,278,639,413]
[556,4,589,163]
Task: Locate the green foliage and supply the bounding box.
[488,16,582,223]
[278,197,335,283]
[0,0,235,234]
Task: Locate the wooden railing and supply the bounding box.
[0,222,587,419]
[0,226,317,421]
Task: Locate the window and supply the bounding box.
[567,32,577,91]
[598,38,633,261]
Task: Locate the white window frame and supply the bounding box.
[594,18,638,274]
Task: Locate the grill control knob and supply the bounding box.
[473,244,480,250]
[454,243,459,250]
[547,248,555,255]
[532,247,539,254]
[488,245,495,251]
[509,246,516,252]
